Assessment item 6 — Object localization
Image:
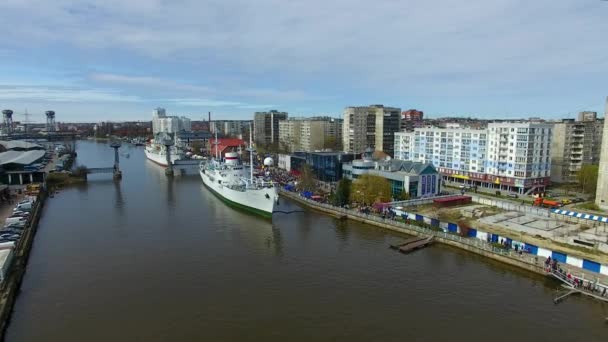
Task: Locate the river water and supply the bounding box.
[5,141,607,341]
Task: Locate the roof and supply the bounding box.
[211,138,246,153]
[0,140,43,151]
[378,159,437,175]
[0,150,45,166]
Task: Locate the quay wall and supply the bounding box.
[0,192,46,339]
[280,190,607,279]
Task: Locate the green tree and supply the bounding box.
[397,189,411,201]
[332,179,351,206]
[298,164,316,191]
[577,165,599,196]
[323,136,343,151]
[351,174,392,205]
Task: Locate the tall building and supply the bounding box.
[152,107,191,134]
[394,121,552,194]
[342,105,401,156]
[278,118,302,152]
[401,109,424,131]
[550,113,603,183]
[211,120,252,138]
[596,98,608,210]
[278,117,342,152]
[253,110,288,145]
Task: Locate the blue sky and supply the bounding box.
[0,0,607,122]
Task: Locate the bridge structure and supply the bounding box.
[85,141,122,180]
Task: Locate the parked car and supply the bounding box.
[507,194,519,199]
[572,197,585,203]
[11,211,30,218]
[5,217,27,225]
[4,221,26,228]
[14,202,33,211]
[2,229,23,235]
[561,199,572,205]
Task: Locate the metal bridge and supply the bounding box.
[86,167,116,174]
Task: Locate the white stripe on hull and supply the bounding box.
[199,169,276,215]
[145,149,180,166]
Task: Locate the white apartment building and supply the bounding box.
[394,121,552,194]
[152,107,191,134]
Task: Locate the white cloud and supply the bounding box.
[89,73,211,93]
[0,85,141,103]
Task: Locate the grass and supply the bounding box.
[575,202,603,212]
[46,172,86,190]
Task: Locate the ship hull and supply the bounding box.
[145,148,181,166]
[199,168,276,218]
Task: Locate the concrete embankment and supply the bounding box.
[0,192,46,339]
[280,190,546,277]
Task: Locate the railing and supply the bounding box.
[282,190,538,262]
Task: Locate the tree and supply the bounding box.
[577,165,599,196]
[332,179,351,206]
[397,189,411,201]
[323,136,342,151]
[298,164,316,191]
[350,174,392,205]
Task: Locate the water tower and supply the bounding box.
[2,110,13,135]
[45,110,56,132]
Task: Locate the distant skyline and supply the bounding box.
[0,0,607,122]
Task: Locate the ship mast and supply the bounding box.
[214,122,219,160]
[249,123,254,184]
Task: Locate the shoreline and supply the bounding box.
[0,192,46,340]
[279,189,551,277]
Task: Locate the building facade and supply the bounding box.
[152,107,191,134]
[342,105,401,156]
[253,110,288,145]
[394,121,552,194]
[210,120,251,138]
[596,98,608,210]
[278,119,302,152]
[342,149,440,198]
[279,117,343,152]
[401,109,424,131]
[550,113,603,183]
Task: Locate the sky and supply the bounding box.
[0,0,607,122]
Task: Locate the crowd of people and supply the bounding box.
[266,168,297,186]
[546,256,608,297]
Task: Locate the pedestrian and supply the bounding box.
[602,287,606,297]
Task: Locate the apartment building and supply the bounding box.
[253,110,288,145]
[342,105,401,156]
[279,117,342,152]
[210,120,252,138]
[550,112,603,183]
[394,121,552,194]
[152,107,191,134]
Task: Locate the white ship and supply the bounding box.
[144,133,183,166]
[199,130,277,218]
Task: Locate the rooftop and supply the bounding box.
[0,140,43,151]
[0,150,45,166]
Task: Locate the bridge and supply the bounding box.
[87,167,116,174]
[83,141,122,180]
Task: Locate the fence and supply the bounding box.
[281,189,608,279]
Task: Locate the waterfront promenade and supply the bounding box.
[279,190,608,291]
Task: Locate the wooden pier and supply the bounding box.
[389,236,434,253]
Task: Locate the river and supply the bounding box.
[5,141,607,341]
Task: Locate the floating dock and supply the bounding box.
[389,236,427,250]
[389,236,434,253]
